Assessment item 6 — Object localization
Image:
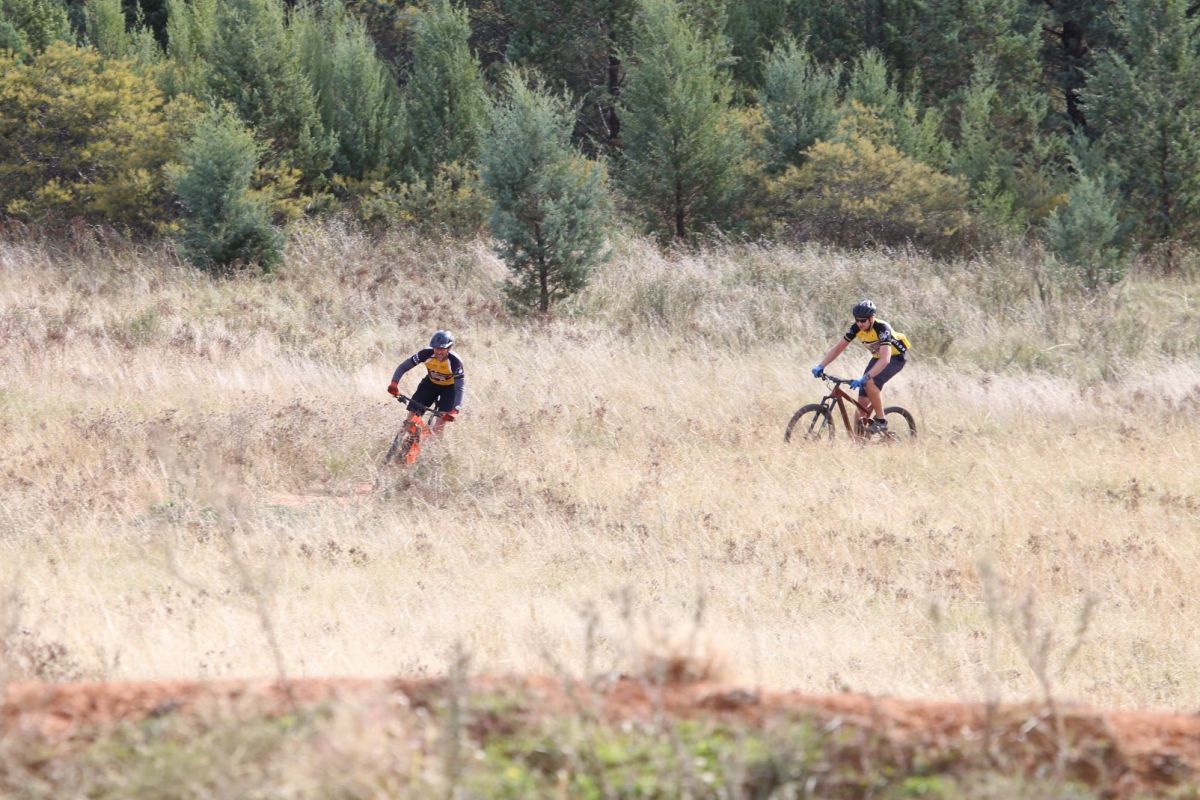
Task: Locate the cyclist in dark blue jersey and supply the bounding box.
[388,330,465,433]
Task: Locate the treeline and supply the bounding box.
[1,0,1198,307]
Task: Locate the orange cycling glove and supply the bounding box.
[387,382,399,396]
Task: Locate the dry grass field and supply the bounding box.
[2,224,1198,716]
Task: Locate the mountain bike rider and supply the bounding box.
[811,300,910,434]
[387,330,465,434]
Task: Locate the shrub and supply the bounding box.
[353,161,489,237]
[0,16,27,51]
[169,107,283,272]
[0,43,197,233]
[401,0,487,183]
[1044,173,1129,289]
[201,0,334,186]
[292,1,404,181]
[770,106,971,252]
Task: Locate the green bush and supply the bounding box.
[0,43,197,233]
[169,107,284,273]
[401,0,487,183]
[292,1,403,181]
[770,106,971,252]
[1044,173,1129,289]
[353,161,489,237]
[200,0,334,187]
[0,0,69,54]
[0,16,28,51]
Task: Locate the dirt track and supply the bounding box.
[4,676,1200,797]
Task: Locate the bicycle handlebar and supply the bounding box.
[393,393,445,417]
[818,373,858,385]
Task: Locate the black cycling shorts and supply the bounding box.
[858,357,905,396]
[408,378,457,414]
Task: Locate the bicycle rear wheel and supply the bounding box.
[875,406,917,441]
[785,404,835,442]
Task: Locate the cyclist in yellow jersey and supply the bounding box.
[387,330,465,434]
[811,300,910,434]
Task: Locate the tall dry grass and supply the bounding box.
[1,225,1198,709]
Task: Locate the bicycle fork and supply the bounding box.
[401,413,431,464]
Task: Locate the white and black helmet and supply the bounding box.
[429,330,455,348]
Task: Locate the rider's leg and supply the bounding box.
[409,378,438,416]
[865,379,885,419]
[429,386,454,435]
[857,359,876,427]
[866,358,906,430]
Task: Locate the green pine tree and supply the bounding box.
[723,0,791,90]
[170,106,283,273]
[501,0,637,150]
[618,0,748,242]
[758,38,840,173]
[1041,0,1119,132]
[0,0,69,53]
[1084,0,1200,263]
[292,1,403,181]
[402,0,488,182]
[785,0,923,88]
[844,49,949,169]
[481,71,612,314]
[1045,171,1128,289]
[201,0,335,186]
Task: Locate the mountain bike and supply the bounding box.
[785,373,917,443]
[382,394,447,466]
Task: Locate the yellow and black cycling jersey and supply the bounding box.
[391,348,465,407]
[843,319,911,359]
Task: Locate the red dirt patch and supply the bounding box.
[4,676,1199,797]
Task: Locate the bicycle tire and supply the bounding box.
[382,430,414,465]
[877,406,917,441]
[785,404,835,443]
[402,433,422,465]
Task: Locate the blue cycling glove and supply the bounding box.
[849,376,868,391]
[811,365,824,378]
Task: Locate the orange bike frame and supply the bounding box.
[401,413,432,464]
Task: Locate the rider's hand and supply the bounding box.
[811,364,824,378]
[387,381,399,396]
[849,376,868,391]
[443,409,458,422]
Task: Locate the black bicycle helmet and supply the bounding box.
[429,330,454,348]
[852,299,877,319]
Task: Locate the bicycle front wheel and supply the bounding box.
[785,404,835,443]
[383,430,413,465]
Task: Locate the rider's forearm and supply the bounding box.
[820,340,849,366]
[866,351,891,380]
[391,353,421,384]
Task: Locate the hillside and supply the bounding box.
[4,674,1200,797]
[1,227,1199,796]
